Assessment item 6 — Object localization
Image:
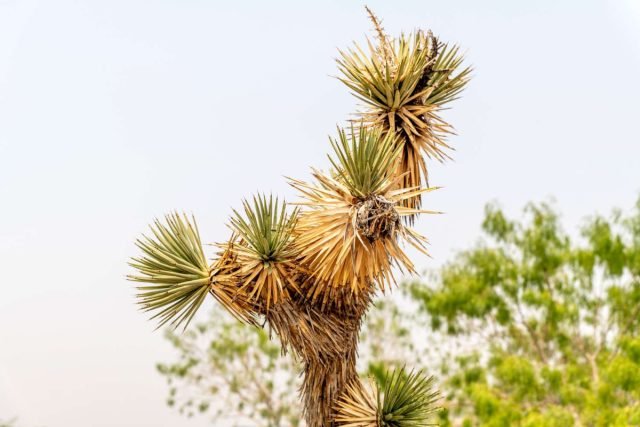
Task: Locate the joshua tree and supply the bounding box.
[128,9,470,427]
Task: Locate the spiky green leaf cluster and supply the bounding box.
[229,194,298,264]
[128,213,210,330]
[337,32,470,118]
[336,32,430,112]
[378,368,440,427]
[336,17,471,216]
[426,44,472,107]
[328,125,401,199]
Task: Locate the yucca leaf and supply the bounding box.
[226,194,300,308]
[426,44,472,107]
[335,369,440,427]
[378,368,440,426]
[328,125,401,199]
[128,212,210,331]
[229,193,298,263]
[335,379,379,427]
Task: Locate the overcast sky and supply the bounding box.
[1,1,639,426]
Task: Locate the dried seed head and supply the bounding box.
[425,29,438,61]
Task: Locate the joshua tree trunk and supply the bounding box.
[301,339,359,426]
[266,289,370,426]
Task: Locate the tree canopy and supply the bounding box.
[412,198,640,426]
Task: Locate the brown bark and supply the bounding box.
[266,288,371,427]
[300,327,359,426]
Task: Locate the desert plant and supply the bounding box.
[128,9,470,427]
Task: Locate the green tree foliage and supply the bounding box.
[412,198,640,426]
[157,298,421,426]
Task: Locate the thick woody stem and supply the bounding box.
[267,289,371,427]
[301,332,360,426]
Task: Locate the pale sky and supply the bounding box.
[1,1,639,426]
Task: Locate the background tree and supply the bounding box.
[157,309,300,426]
[128,9,469,427]
[412,198,640,426]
